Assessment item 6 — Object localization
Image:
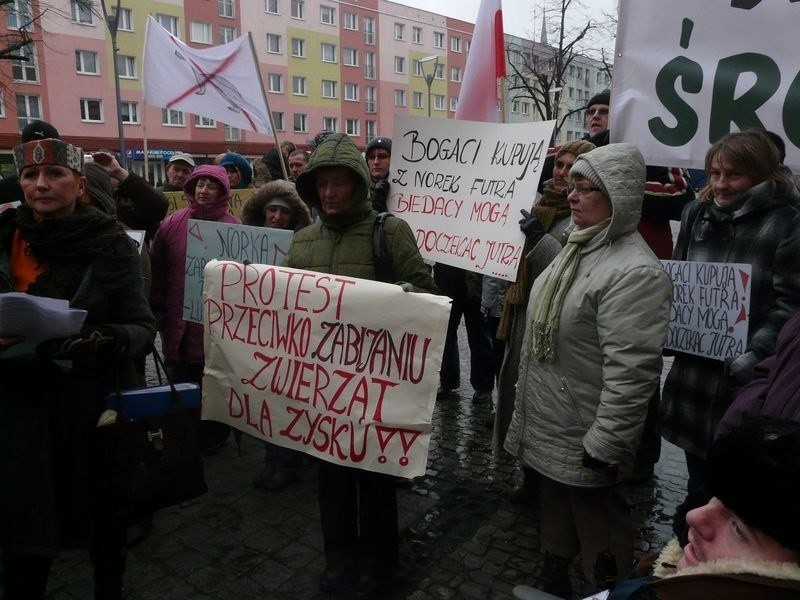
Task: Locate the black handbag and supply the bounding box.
[89,349,208,519]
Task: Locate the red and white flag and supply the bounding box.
[143,16,272,135]
[455,0,506,123]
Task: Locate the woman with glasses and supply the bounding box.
[660,129,800,542]
[505,144,672,597]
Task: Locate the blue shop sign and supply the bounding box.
[125,149,180,161]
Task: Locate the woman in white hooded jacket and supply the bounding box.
[505,143,672,597]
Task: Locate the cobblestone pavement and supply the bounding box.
[43,336,687,599]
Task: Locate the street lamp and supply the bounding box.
[101,0,126,165]
[419,55,439,118]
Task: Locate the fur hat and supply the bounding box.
[708,418,800,554]
[587,89,610,109]
[13,138,84,173]
[219,152,253,188]
[365,137,392,157]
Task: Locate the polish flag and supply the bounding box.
[142,16,272,135]
[455,0,506,123]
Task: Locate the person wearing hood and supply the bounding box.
[219,151,254,189]
[504,144,672,597]
[284,133,436,598]
[150,166,239,451]
[660,129,800,542]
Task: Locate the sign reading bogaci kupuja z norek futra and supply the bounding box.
[201,260,451,478]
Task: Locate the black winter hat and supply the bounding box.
[707,418,800,553]
[20,120,60,143]
[586,89,610,109]
[365,137,392,157]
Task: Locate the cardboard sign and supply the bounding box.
[201,260,451,478]
[614,0,800,171]
[183,220,293,323]
[164,188,255,220]
[661,260,751,361]
[388,115,555,281]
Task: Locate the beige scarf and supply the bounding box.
[526,218,611,361]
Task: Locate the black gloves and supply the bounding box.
[582,449,619,481]
[372,179,390,212]
[519,209,545,244]
[37,328,120,360]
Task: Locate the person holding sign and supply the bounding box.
[660,129,800,541]
[504,143,672,596]
[285,133,437,598]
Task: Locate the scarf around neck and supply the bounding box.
[526,217,611,361]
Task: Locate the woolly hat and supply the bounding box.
[13,138,84,174]
[708,418,800,553]
[309,130,334,150]
[556,140,595,160]
[219,152,253,188]
[569,146,611,198]
[365,137,392,157]
[20,120,60,143]
[587,89,610,109]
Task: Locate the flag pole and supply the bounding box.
[142,17,151,182]
[247,32,288,181]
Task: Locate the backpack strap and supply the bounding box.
[372,211,396,284]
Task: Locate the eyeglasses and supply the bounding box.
[585,107,609,117]
[565,185,601,197]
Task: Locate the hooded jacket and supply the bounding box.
[284,133,435,292]
[504,143,672,486]
[241,180,311,231]
[219,152,253,189]
[150,165,239,363]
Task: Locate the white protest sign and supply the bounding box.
[661,260,751,361]
[125,230,146,254]
[614,0,800,171]
[388,115,554,281]
[183,220,293,323]
[201,260,451,478]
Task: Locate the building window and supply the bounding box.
[343,12,357,30]
[291,0,304,19]
[155,14,178,36]
[268,73,282,93]
[450,35,461,52]
[363,16,375,45]
[435,64,444,79]
[394,56,405,74]
[343,47,358,67]
[320,5,335,25]
[344,83,359,101]
[291,38,306,58]
[293,113,307,133]
[6,0,34,31]
[272,111,284,131]
[80,98,103,122]
[412,59,422,77]
[449,96,458,112]
[292,76,307,96]
[111,7,133,32]
[450,66,461,82]
[70,0,93,24]
[224,124,241,142]
[345,118,359,136]
[394,22,404,40]
[16,94,41,131]
[511,100,519,113]
[321,79,338,99]
[433,94,445,111]
[116,55,136,78]
[190,22,212,44]
[12,43,38,82]
[412,26,422,44]
[220,26,236,44]
[321,42,336,63]
[120,101,139,124]
[363,51,375,79]
[521,102,529,116]
[322,116,337,132]
[465,39,471,54]
[161,108,184,126]
[266,33,281,54]
[194,115,216,127]
[218,0,234,18]
[412,91,423,109]
[433,31,444,48]
[75,50,99,75]
[265,0,278,15]
[364,86,376,113]
[394,89,406,107]
[365,120,376,142]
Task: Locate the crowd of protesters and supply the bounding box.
[1,104,800,600]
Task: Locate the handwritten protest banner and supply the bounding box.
[388,115,554,281]
[614,0,800,171]
[183,220,293,323]
[201,260,451,477]
[164,188,254,220]
[661,260,751,361]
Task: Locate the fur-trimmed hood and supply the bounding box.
[241,180,311,231]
